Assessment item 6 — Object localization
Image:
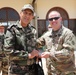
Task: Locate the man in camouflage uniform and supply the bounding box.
[37,11,76,75]
[4,4,39,75]
[0,34,7,75]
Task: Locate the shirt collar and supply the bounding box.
[51,25,63,37]
[15,21,30,29]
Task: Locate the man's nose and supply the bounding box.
[52,19,55,21]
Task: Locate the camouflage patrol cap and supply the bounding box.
[21,4,34,14]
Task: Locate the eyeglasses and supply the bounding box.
[48,17,60,21]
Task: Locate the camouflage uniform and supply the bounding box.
[0,34,8,75]
[0,36,3,73]
[37,25,76,75]
[4,21,38,75]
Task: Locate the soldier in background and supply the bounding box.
[37,11,76,75]
[4,4,39,75]
[0,35,4,74]
[48,24,52,31]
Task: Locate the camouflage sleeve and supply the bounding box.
[54,32,76,62]
[4,29,15,54]
[36,37,45,49]
[4,28,28,59]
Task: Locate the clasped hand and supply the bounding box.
[28,49,39,59]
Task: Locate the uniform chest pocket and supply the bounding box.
[56,36,64,50]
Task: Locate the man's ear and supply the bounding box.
[33,13,36,19]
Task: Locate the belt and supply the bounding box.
[10,63,36,74]
[11,59,36,66]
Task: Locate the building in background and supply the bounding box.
[0,0,76,37]
[0,1,76,75]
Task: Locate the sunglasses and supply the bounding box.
[48,17,60,21]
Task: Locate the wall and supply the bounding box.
[0,0,32,13]
[0,0,76,19]
[36,0,76,19]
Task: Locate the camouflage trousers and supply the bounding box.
[48,71,76,75]
[8,64,37,75]
[66,72,76,75]
[47,64,76,75]
[47,67,76,75]
[2,60,8,75]
[48,72,76,75]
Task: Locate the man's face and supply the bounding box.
[48,11,62,31]
[20,9,34,27]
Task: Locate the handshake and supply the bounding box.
[29,38,46,59]
[36,38,45,49]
